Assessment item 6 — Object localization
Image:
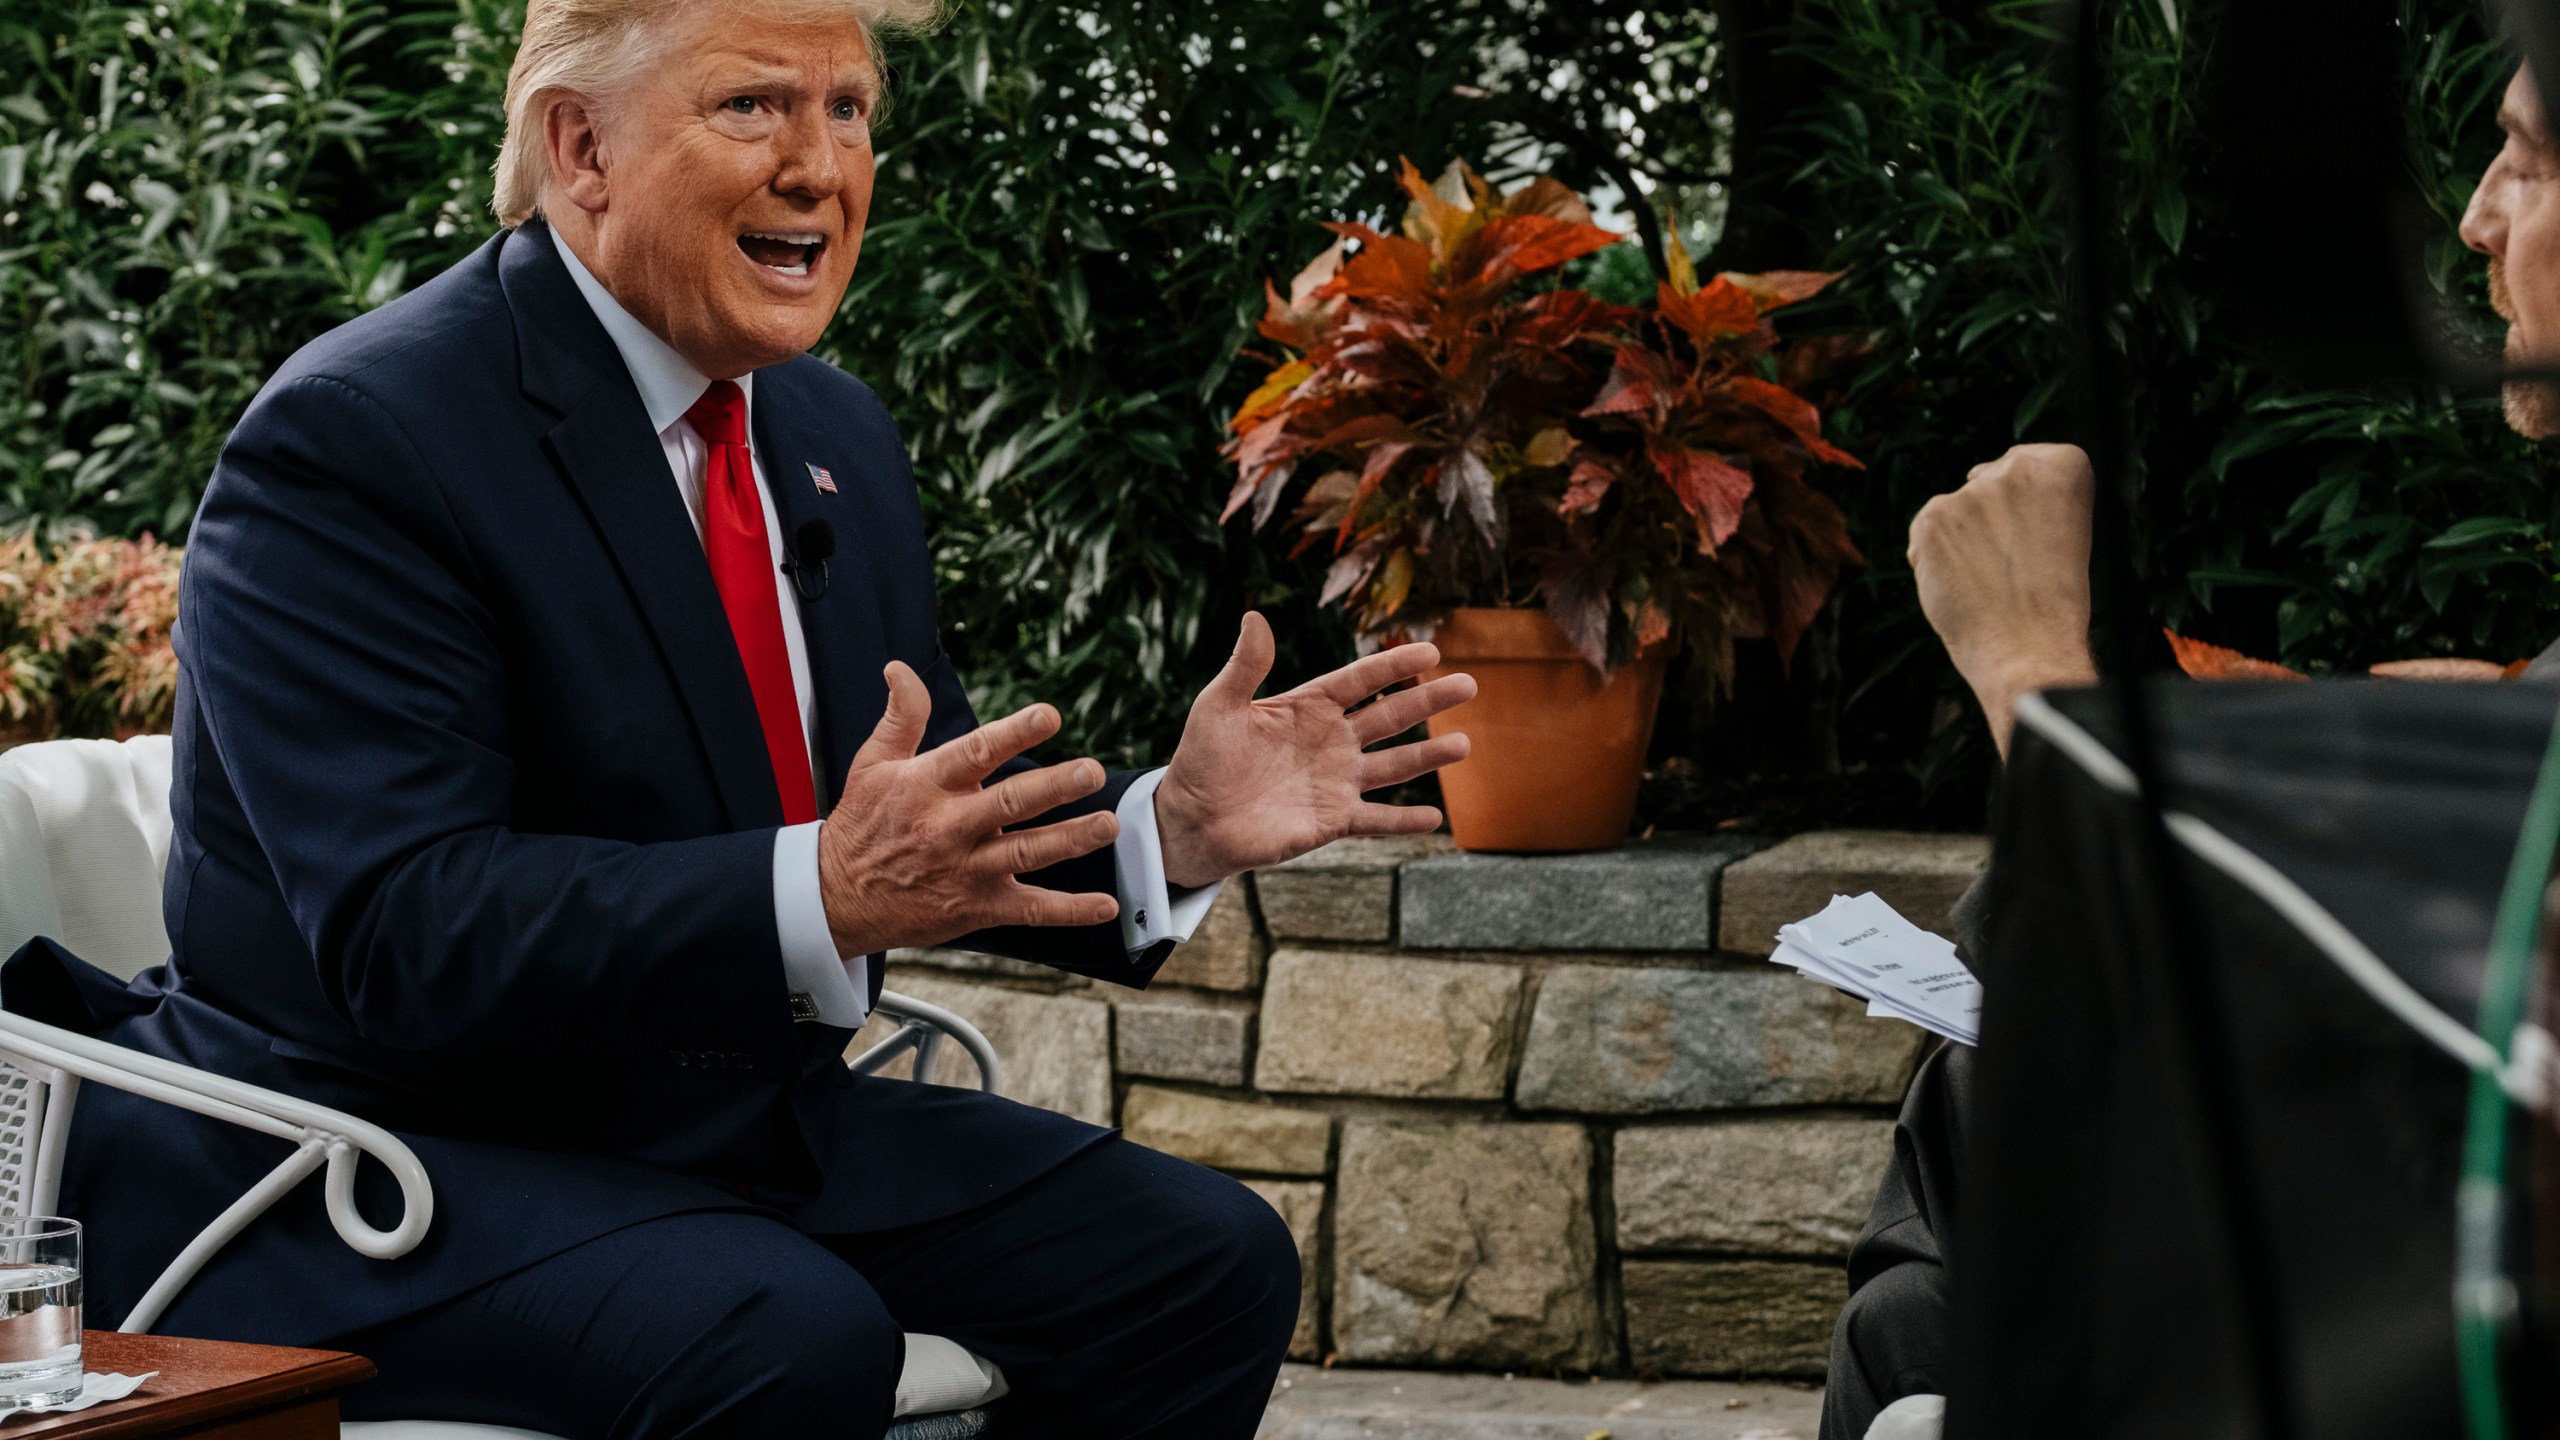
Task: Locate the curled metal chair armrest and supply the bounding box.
[0,1011,432,1332]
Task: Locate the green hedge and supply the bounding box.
[1789,0,2557,811]
[0,2,508,538]
[4,0,2550,815]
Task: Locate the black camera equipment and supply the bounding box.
[1942,4,2560,1438]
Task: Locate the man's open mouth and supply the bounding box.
[738,231,826,277]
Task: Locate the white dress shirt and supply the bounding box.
[554,239,1220,1027]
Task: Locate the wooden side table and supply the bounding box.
[0,1331,375,1438]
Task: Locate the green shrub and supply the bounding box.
[819,2,1492,761]
[7,0,2548,819]
[1788,0,2559,808]
[6,3,375,536]
[819,2,1734,764]
[3,0,1722,768]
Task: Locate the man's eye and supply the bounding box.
[726,96,759,114]
[833,99,861,122]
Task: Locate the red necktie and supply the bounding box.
[684,381,817,825]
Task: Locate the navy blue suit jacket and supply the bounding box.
[6,222,1167,1345]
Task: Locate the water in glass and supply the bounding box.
[0,1218,80,1410]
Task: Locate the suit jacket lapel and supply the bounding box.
[498,221,785,832]
[753,363,886,808]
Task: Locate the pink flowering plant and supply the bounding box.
[0,533,183,739]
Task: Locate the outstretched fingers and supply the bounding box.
[971,809,1121,878]
[926,701,1064,788]
[1199,612,1280,708]
[998,880,1122,929]
[1358,732,1470,792]
[1343,799,1446,837]
[851,661,934,768]
[1351,672,1478,745]
[965,757,1109,832]
[1309,640,1442,710]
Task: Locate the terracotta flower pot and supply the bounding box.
[1420,607,1667,853]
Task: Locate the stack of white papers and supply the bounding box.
[1769,892,1982,1046]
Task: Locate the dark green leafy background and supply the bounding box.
[4,0,2552,821]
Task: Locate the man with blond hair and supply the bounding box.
[6,0,1479,1434]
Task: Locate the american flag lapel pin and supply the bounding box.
[806,462,838,495]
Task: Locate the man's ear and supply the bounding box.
[541,92,612,216]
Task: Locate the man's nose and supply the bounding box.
[775,107,844,199]
[2463,170,2506,257]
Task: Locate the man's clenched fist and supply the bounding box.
[818,662,1122,957]
[1908,442,2102,757]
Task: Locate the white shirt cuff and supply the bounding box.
[774,821,870,1027]
[1114,768,1226,955]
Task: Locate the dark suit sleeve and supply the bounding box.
[1817,874,1988,1439]
[184,375,788,1057]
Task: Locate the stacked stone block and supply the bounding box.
[847,828,1988,1378]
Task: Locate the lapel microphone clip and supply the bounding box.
[782,518,834,602]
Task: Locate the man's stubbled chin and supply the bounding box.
[2492,256,2560,437]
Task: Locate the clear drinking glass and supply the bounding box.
[0,1218,81,1410]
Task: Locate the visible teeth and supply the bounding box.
[745,231,824,245]
[773,263,809,276]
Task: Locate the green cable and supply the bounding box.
[2458,701,2560,1440]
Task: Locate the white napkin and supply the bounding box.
[1,1371,157,1419]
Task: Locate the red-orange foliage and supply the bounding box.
[2366,658,2513,681]
[2166,629,2535,683]
[1221,159,1863,677]
[2163,631,2309,682]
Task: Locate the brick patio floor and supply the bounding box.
[1257,1363,1826,1439]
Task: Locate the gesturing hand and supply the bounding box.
[1153,613,1478,890]
[1907,441,2102,758]
[817,662,1122,956]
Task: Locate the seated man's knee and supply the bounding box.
[1228,1177,1304,1337]
[1840,1261,1950,1396]
[1144,1158,1303,1350]
[753,1270,902,1423]
[647,1225,903,1435]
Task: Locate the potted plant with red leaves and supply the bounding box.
[1222,160,1862,851]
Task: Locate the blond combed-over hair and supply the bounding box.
[492,0,947,227]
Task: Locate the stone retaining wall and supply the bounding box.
[848,828,1988,1379]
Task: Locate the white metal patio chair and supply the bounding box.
[0,735,1008,1439]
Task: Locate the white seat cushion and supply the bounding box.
[0,736,175,981]
[338,1331,1006,1436]
[1865,1393,1947,1440]
[340,1414,560,1424]
[893,1333,1008,1415]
